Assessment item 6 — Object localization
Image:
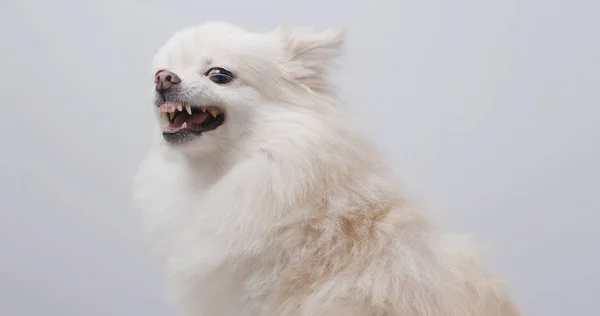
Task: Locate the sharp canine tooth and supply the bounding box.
[208,108,219,118]
[177,104,182,112]
[169,112,175,120]
[185,103,192,115]
[181,122,187,128]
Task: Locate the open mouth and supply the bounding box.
[159,101,225,140]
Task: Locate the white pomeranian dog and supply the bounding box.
[133,22,520,316]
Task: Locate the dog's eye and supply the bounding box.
[206,67,234,85]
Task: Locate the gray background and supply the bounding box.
[1,0,598,315]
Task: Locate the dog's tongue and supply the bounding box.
[169,112,209,129]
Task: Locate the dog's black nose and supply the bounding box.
[155,70,181,93]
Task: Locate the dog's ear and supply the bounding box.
[275,26,345,92]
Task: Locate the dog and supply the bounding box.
[133,22,520,316]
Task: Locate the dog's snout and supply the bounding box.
[155,70,181,93]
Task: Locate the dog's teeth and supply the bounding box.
[181,122,187,128]
[200,106,207,112]
[185,103,192,115]
[159,111,164,117]
[169,112,175,120]
[177,104,183,112]
[208,108,220,118]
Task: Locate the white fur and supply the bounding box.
[133,22,520,316]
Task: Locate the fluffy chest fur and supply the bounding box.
[134,145,266,315]
[133,140,401,316]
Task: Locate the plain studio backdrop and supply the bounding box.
[1,0,598,315]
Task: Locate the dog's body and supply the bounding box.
[133,22,520,316]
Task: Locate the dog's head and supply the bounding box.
[150,22,344,155]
